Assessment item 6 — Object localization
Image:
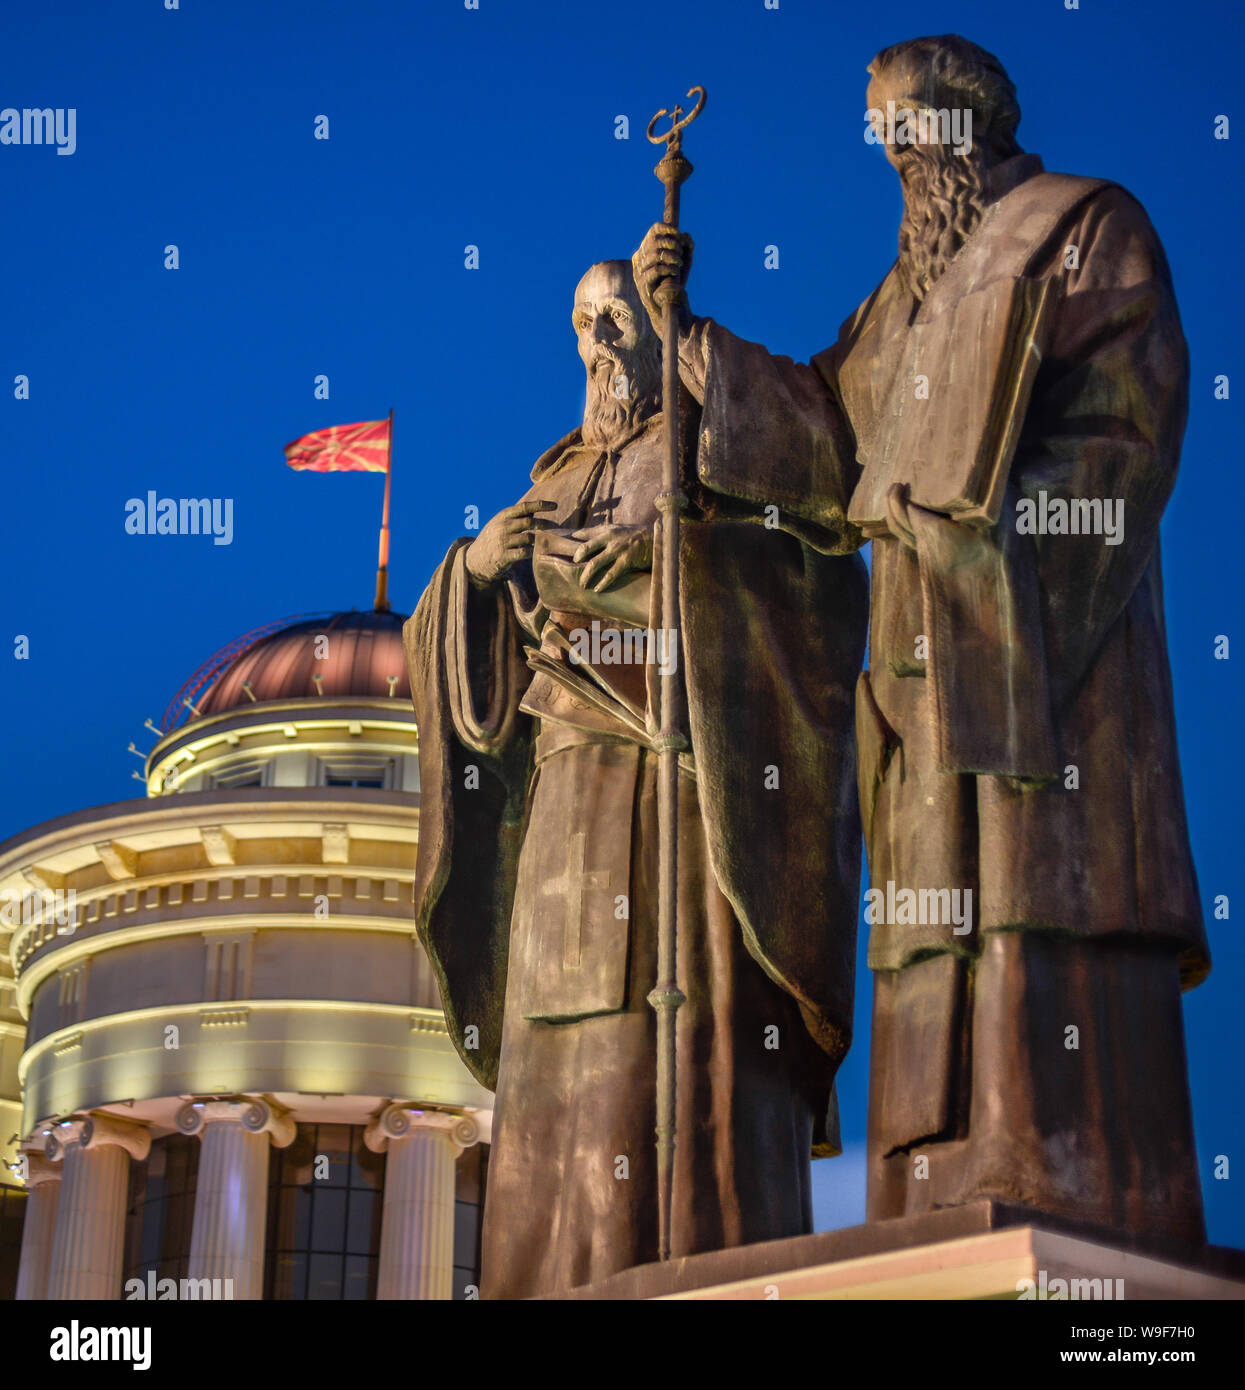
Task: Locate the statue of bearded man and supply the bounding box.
[634,33,1210,1248]
[404,260,867,1297]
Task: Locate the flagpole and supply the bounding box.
[374,407,394,612]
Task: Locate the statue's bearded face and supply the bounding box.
[866,62,993,303]
[573,262,662,448]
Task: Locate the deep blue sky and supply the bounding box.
[3,2,1240,1246]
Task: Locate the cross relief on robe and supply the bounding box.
[533,831,613,970]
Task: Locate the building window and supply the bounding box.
[123,1134,200,1288]
[209,758,268,790]
[453,1142,487,1299]
[314,757,395,790]
[265,1123,384,1300]
[263,1123,487,1299]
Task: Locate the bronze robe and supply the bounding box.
[681,154,1210,1245]
[404,413,867,1297]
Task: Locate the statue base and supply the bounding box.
[556,1201,1245,1300]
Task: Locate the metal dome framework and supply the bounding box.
[157,613,337,733]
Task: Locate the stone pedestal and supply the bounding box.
[557,1202,1245,1301]
[661,1227,1245,1301]
[178,1097,295,1300]
[365,1105,480,1300]
[15,1153,62,1300]
[45,1114,151,1300]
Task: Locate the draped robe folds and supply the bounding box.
[404,412,868,1298]
[681,154,1210,1245]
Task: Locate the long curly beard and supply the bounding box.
[581,339,662,449]
[895,148,991,301]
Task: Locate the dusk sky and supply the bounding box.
[3,1,1241,1245]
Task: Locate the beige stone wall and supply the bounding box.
[1,698,492,1176]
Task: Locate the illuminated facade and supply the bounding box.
[0,610,492,1300]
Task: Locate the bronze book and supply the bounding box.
[848,274,1055,534]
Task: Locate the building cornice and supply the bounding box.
[0,787,418,871]
[20,1000,450,1085]
[147,698,417,776]
[17,999,493,1130]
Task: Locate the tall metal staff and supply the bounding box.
[644,84,705,1262]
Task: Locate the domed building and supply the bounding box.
[0,607,493,1301]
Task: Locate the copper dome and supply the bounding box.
[190,610,411,719]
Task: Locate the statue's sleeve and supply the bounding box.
[677,318,862,556]
[1017,185,1188,709]
[904,185,1188,778]
[442,543,532,756]
[682,518,868,1080]
[404,539,533,1090]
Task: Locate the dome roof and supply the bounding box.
[182,610,411,722]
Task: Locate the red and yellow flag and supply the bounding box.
[283,418,390,472]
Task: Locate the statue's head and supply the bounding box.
[866,35,1022,169]
[573,260,662,449]
[866,36,1024,301]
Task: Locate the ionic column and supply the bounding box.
[45,1113,151,1300]
[177,1097,296,1300]
[15,1150,62,1300]
[365,1105,480,1300]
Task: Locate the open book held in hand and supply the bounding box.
[847,275,1055,535]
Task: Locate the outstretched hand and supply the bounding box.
[465,499,558,586]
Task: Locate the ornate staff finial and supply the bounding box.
[645,85,706,155]
[646,86,706,232]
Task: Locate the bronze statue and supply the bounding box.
[633,33,1210,1247]
[404,260,867,1297]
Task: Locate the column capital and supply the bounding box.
[174,1096,296,1149]
[43,1112,151,1164]
[19,1152,62,1188]
[364,1103,481,1156]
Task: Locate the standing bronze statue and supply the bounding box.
[634,33,1210,1246]
[404,260,867,1297]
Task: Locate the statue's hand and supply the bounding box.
[884,484,918,551]
[465,499,557,586]
[572,525,654,592]
[632,222,694,337]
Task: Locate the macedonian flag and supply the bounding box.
[283,418,390,472]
